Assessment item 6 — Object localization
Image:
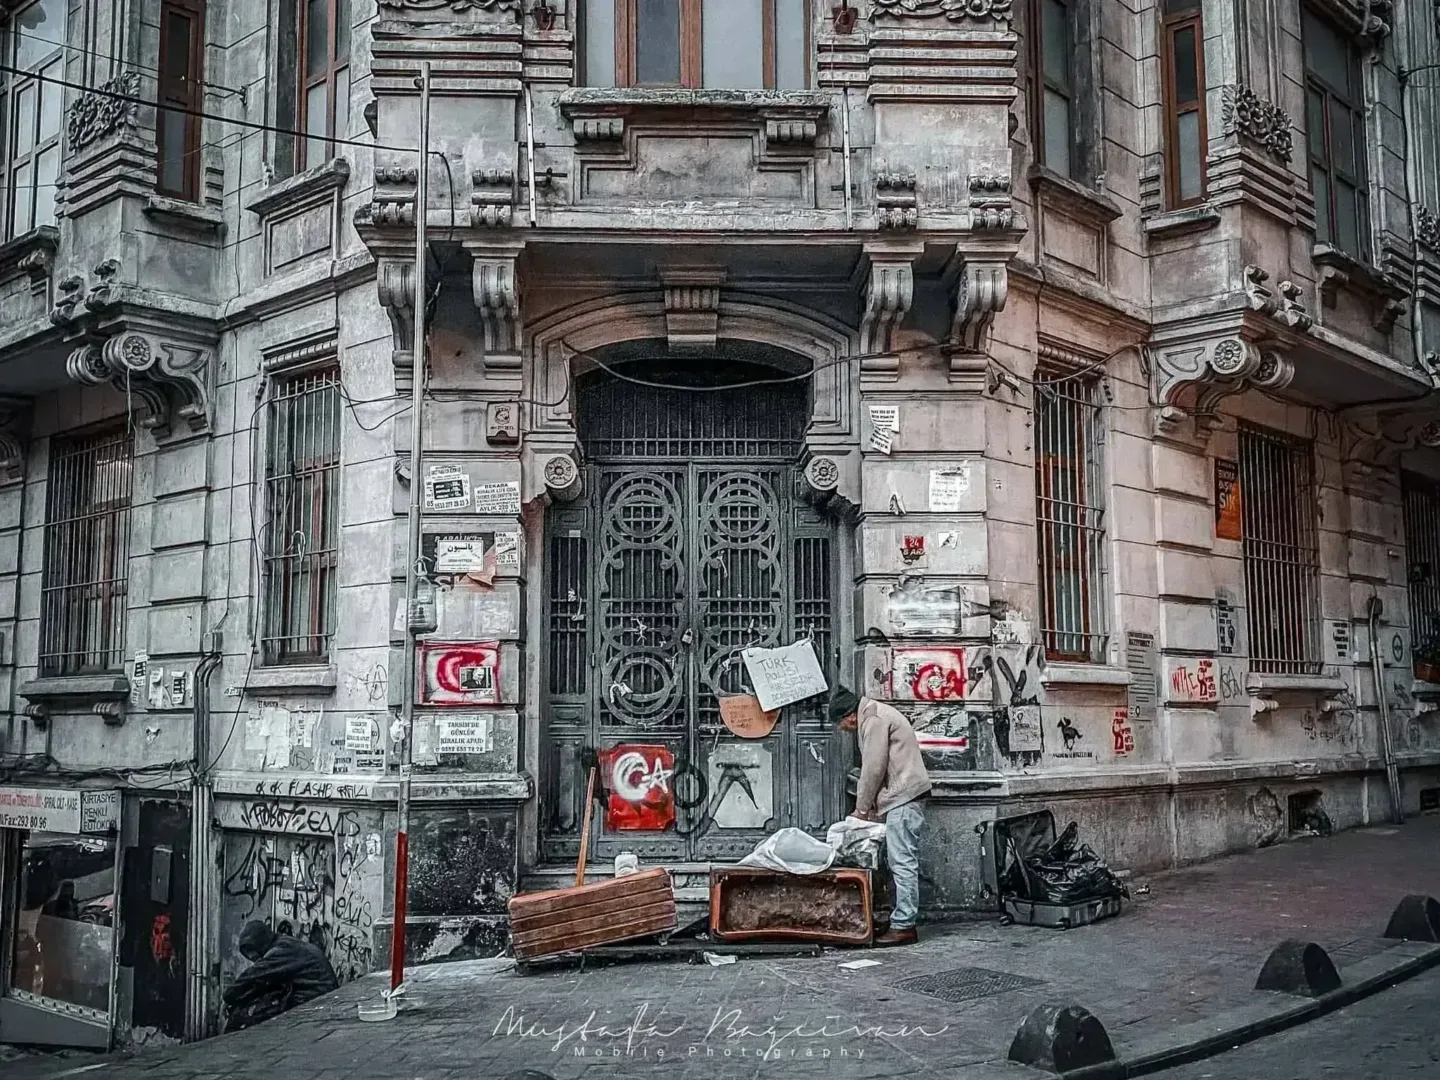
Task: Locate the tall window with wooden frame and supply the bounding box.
[1029,0,1077,178]
[261,367,342,666]
[1302,6,1370,263]
[581,0,811,90]
[1034,366,1109,664]
[274,0,351,177]
[1161,0,1206,206]
[4,0,64,238]
[1403,472,1440,683]
[1239,425,1322,675]
[157,0,205,200]
[40,429,134,677]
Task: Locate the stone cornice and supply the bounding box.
[869,0,1014,22]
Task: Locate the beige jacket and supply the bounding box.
[855,697,932,817]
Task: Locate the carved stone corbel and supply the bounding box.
[1317,263,1349,308]
[541,453,582,503]
[471,250,523,386]
[797,451,859,525]
[947,256,1008,369]
[1342,411,1440,474]
[1278,280,1313,331]
[23,702,50,729]
[377,257,417,386]
[0,397,29,484]
[1154,336,1294,438]
[1244,265,1278,316]
[857,257,915,379]
[661,270,725,352]
[67,331,212,438]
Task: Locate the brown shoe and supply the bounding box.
[875,927,918,947]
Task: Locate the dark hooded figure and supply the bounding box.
[221,921,339,1033]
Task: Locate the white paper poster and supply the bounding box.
[437,715,494,755]
[1009,705,1043,753]
[473,481,522,515]
[742,640,829,712]
[424,465,471,511]
[131,651,148,707]
[494,531,520,568]
[431,535,488,574]
[868,405,899,454]
[346,716,374,751]
[354,751,385,772]
[929,466,971,513]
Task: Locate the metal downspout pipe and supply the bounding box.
[186,641,224,1041]
[1367,597,1404,825]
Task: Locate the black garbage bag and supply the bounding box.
[1003,820,1130,905]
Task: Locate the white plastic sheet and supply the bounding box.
[826,815,888,869]
[737,827,836,875]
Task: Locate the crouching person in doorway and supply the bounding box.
[830,687,931,946]
[223,921,340,1033]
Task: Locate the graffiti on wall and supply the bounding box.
[418,641,501,706]
[220,803,376,985]
[598,745,676,831]
[890,647,994,703]
[1168,658,1217,703]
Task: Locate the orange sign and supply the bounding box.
[1215,459,1242,542]
[718,695,780,739]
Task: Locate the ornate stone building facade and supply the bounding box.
[0,0,1436,1046]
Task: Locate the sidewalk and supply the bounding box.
[8,816,1440,1080]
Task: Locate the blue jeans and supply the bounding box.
[884,800,925,930]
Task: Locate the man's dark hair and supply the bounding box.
[828,687,860,723]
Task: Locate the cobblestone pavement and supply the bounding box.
[1163,964,1440,1079]
[5,817,1440,1080]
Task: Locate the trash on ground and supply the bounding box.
[826,815,887,870]
[737,827,835,874]
[703,951,737,966]
[980,810,1128,930]
[839,958,882,970]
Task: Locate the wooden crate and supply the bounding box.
[508,868,678,961]
[709,868,873,946]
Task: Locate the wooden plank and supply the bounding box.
[512,899,677,948]
[510,882,674,927]
[508,869,672,913]
[513,917,676,959]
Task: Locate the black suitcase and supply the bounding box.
[977,810,1124,929]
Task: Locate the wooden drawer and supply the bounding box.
[508,868,678,960]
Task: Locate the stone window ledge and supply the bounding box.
[1143,204,1222,240]
[244,664,337,697]
[20,675,130,728]
[1245,671,1348,696]
[1414,677,1440,702]
[559,87,830,143]
[0,224,57,282]
[143,195,226,237]
[1312,243,1407,305]
[247,157,351,219]
[1041,663,1134,689]
[1027,165,1124,227]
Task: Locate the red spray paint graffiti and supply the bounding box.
[891,647,976,702]
[1111,709,1134,756]
[418,641,501,705]
[151,913,174,963]
[598,745,677,831]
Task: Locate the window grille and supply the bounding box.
[1240,425,1322,675]
[1034,369,1108,663]
[40,429,133,676]
[261,368,341,665]
[1403,473,1440,677]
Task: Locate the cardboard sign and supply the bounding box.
[741,640,828,712]
[718,695,780,739]
[1215,459,1242,541]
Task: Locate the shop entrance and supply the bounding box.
[541,355,846,865]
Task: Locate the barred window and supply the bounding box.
[40,429,133,676]
[1403,472,1440,679]
[261,368,341,666]
[1240,425,1321,674]
[1035,369,1108,663]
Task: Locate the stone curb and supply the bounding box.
[1053,941,1440,1080]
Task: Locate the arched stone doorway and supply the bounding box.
[539,348,848,865]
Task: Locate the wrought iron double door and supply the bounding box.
[543,460,842,863]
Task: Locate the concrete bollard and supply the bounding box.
[1382,895,1440,943]
[1254,940,1341,997]
[1007,1003,1117,1074]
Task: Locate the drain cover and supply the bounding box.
[894,967,1043,1004]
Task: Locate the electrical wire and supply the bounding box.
[0,62,420,156]
[9,27,251,97]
